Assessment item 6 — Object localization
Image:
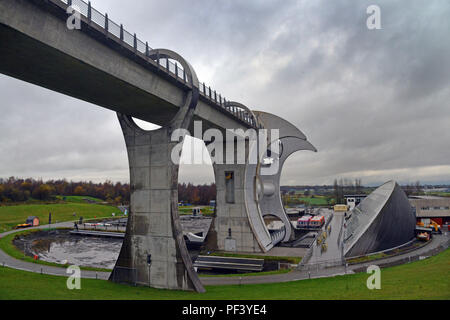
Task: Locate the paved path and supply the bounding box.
[307,211,344,264]
[0,223,448,286]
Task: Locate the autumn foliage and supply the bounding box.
[0,177,216,205]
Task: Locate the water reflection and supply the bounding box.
[27,232,122,269]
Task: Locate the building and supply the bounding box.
[26,216,40,227]
[409,196,450,226]
[344,194,367,210]
[333,204,348,212]
[344,181,416,257]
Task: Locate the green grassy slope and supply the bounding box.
[55,195,103,203]
[0,203,120,232]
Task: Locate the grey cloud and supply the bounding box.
[0,0,449,185]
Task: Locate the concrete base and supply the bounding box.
[110,113,204,292]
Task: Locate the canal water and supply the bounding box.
[14,230,122,269]
[14,229,202,270]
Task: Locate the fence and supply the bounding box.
[346,237,418,261]
[351,237,450,272]
[270,225,286,246]
[54,0,257,127]
[78,223,126,233]
[299,258,345,272]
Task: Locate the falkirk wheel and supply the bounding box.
[109,55,317,292]
[208,106,317,254]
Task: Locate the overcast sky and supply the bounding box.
[1,0,449,186]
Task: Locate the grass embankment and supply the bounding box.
[0,229,111,273]
[346,242,426,264]
[0,202,120,232]
[0,248,448,300]
[346,252,388,264]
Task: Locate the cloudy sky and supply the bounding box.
[1,0,449,186]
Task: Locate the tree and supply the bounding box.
[114,196,122,205]
[32,184,53,200]
[415,181,422,195]
[333,179,339,203]
[74,186,86,196]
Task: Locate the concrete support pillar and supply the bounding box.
[109,49,204,293]
[212,160,263,253]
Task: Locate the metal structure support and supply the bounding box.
[255,111,317,242]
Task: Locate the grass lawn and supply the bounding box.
[55,195,104,203]
[0,203,120,232]
[297,196,329,206]
[1,248,448,300]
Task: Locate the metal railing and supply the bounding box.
[345,237,419,261]
[299,258,345,271]
[58,0,257,127]
[270,225,286,246]
[77,223,126,233]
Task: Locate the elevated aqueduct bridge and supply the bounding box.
[0,0,317,292]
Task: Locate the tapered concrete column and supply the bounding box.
[110,49,205,293]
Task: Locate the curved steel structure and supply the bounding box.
[210,109,317,253]
[344,180,416,257]
[253,112,317,243]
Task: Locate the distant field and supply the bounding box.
[298,196,329,205]
[285,195,330,206]
[426,192,450,198]
[0,248,448,300]
[55,195,104,203]
[178,205,214,215]
[0,203,120,232]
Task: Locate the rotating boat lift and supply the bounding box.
[209,108,317,254]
